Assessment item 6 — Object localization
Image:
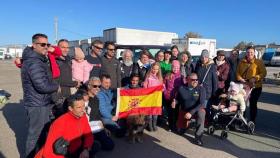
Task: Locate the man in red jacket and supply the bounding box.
[42,94,94,158]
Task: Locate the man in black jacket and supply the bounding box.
[100,41,121,89]
[21,33,59,158]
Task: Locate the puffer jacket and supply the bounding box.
[21,47,59,107]
[194,59,218,99]
[163,72,183,101]
[236,58,267,88]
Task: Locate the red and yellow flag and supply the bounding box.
[116,85,163,118]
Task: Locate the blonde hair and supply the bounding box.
[145,62,163,83]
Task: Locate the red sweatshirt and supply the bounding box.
[42,112,94,158]
[15,46,62,79]
[47,46,62,79]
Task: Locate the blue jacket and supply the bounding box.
[21,47,59,107]
[97,88,116,123]
[194,59,218,99]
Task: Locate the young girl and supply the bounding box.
[212,82,246,114]
[164,60,183,132]
[143,62,163,131]
[72,47,93,84]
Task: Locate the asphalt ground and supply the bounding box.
[0,60,279,158]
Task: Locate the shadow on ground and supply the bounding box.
[96,133,186,158]
[1,101,27,158]
[259,91,280,105]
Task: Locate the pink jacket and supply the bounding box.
[72,59,93,83]
[164,72,183,101]
[143,74,162,88]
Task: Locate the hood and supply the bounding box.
[22,46,47,62]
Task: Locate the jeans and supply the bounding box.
[24,106,51,158]
[94,130,115,151]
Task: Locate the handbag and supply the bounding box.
[53,137,69,155]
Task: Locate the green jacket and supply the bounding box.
[160,61,171,77]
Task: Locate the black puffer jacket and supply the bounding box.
[21,47,59,107]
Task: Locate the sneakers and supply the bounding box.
[194,135,203,146]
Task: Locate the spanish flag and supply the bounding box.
[116,85,163,118]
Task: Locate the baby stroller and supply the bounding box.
[207,82,255,139]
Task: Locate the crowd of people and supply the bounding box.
[19,33,267,158]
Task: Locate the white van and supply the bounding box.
[270,51,280,66]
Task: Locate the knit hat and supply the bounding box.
[201,49,209,58]
[172,60,180,67]
[74,47,85,60]
[229,82,241,94]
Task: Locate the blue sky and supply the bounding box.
[1,0,279,48]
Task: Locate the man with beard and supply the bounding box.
[100,41,121,89]
[120,49,134,86]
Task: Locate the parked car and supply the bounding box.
[4,54,12,59]
[262,48,276,65]
[270,51,280,66]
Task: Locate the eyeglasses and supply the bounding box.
[190,79,198,81]
[91,85,101,88]
[94,45,103,50]
[36,43,51,47]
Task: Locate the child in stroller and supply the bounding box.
[212,82,246,114]
[208,82,255,139]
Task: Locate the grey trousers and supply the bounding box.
[24,106,51,158]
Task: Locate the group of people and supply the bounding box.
[20,33,267,158]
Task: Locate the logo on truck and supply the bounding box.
[190,41,206,45]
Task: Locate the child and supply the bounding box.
[72,47,93,84]
[163,60,183,132]
[212,82,246,114]
[143,62,163,131]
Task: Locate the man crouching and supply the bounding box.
[40,94,94,158]
[175,73,206,146]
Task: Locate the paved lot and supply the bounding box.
[0,60,279,158]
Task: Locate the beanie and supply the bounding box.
[201,49,209,58]
[74,47,85,60]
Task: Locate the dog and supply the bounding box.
[126,114,147,143]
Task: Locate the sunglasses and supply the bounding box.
[94,45,103,50]
[36,43,51,47]
[190,79,198,81]
[91,85,101,88]
[108,48,116,51]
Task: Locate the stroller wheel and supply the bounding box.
[207,126,215,135]
[220,131,228,139]
[247,121,255,134]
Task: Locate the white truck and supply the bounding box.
[172,38,217,61]
[187,38,216,59]
[103,28,178,58]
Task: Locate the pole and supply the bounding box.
[54,17,58,44]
